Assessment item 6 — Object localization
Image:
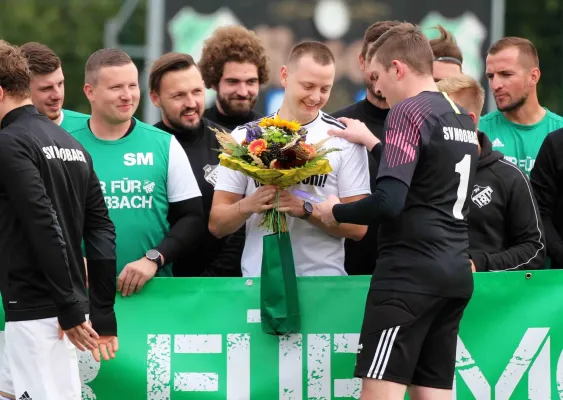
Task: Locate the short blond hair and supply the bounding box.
[437,74,485,117]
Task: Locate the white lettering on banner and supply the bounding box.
[454,328,550,399]
[124,152,154,166]
[227,334,251,399]
[0,326,554,398]
[148,334,171,399]
[308,334,331,398]
[279,334,303,400]
[78,350,100,400]
[333,334,362,398]
[147,334,250,398]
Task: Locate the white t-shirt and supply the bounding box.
[215,111,371,277]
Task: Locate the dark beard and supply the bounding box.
[163,108,201,132]
[497,95,527,113]
[217,93,258,117]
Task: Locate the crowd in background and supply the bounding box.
[6,22,563,289]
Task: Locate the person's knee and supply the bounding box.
[408,384,452,400]
[360,378,406,400]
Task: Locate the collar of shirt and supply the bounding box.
[1,104,39,129]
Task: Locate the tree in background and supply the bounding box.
[0,0,145,116]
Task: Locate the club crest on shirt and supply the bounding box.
[471,184,493,208]
[204,164,219,187]
[143,180,156,194]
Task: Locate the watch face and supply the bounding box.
[304,201,314,213]
[146,249,159,260]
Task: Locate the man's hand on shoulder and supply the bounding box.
[327,117,380,150]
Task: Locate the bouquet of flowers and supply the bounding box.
[211,115,340,233]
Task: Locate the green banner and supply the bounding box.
[1,271,562,399]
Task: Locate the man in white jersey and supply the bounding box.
[209,41,370,277]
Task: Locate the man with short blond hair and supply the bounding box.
[438,75,545,273]
[210,41,370,277]
[69,48,204,293]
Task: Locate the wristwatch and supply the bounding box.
[146,249,163,270]
[300,201,313,220]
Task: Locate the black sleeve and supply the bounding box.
[0,133,84,330]
[201,227,244,277]
[156,197,205,264]
[470,172,546,272]
[370,142,382,162]
[332,177,408,225]
[376,107,422,187]
[83,163,118,336]
[530,135,563,266]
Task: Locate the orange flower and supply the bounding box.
[299,142,315,154]
[248,139,268,155]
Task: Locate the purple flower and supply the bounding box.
[245,123,263,142]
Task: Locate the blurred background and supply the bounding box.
[1,0,561,124]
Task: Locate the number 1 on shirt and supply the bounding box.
[453,154,471,219]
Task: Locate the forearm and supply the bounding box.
[307,205,367,241]
[470,242,546,272]
[333,178,408,225]
[209,201,249,238]
[156,198,205,263]
[87,259,117,336]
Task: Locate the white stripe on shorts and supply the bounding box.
[367,326,400,379]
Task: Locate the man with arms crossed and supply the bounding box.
[0,40,117,400]
[210,41,370,277]
[316,24,478,399]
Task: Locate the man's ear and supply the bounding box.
[469,112,478,126]
[359,54,365,71]
[149,91,161,108]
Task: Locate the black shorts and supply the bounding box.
[354,289,470,389]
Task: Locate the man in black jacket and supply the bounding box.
[149,52,243,277]
[330,20,400,276]
[0,40,117,399]
[437,75,546,271]
[531,129,563,268]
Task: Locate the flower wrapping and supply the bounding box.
[212,115,340,233]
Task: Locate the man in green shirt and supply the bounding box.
[480,37,563,176]
[20,42,90,132]
[68,48,204,296]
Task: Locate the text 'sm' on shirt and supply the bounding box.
[215,111,371,277]
[69,119,201,276]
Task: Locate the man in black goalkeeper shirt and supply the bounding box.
[317,24,478,400]
[0,40,117,400]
